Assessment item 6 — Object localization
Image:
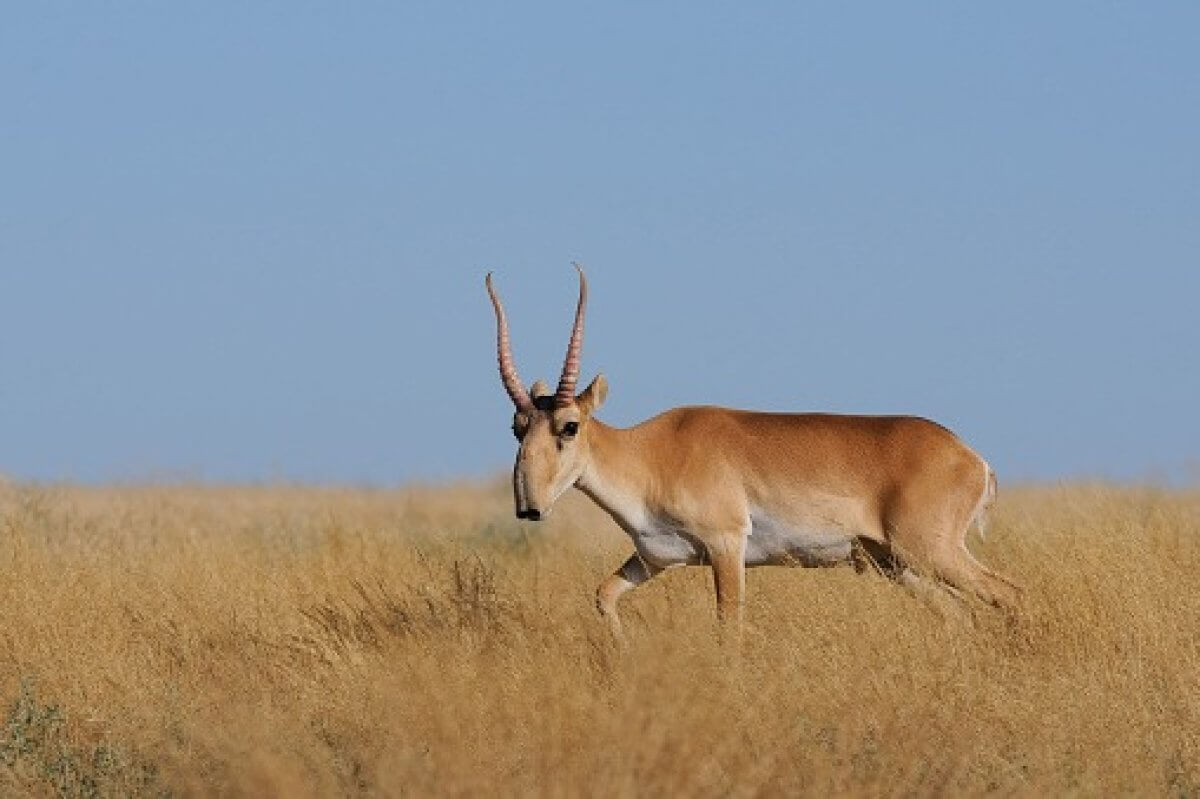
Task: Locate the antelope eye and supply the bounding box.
[561,421,579,438]
[512,423,526,441]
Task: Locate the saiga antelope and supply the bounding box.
[486,266,1018,634]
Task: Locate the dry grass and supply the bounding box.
[1,477,1199,797]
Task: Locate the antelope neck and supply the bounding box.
[575,420,652,533]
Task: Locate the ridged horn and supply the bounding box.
[554,263,588,406]
[485,273,533,412]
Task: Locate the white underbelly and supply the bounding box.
[629,523,704,568]
[625,510,854,569]
[745,510,854,567]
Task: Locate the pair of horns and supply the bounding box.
[486,264,587,412]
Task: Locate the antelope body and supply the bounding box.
[487,266,1018,634]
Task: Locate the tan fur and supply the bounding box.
[491,270,1016,633]
[512,396,1020,633]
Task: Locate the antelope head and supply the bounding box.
[486,265,608,521]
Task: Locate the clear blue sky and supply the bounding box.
[2,4,1197,484]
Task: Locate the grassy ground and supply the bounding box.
[1,477,1198,797]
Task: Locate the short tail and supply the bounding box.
[972,465,997,541]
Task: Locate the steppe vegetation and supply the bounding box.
[1,478,1198,796]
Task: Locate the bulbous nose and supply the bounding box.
[517,508,543,521]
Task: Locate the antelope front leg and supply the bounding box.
[709,534,747,635]
[596,554,661,638]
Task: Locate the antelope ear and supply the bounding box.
[529,379,552,400]
[576,374,608,417]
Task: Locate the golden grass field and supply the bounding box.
[1,477,1198,797]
